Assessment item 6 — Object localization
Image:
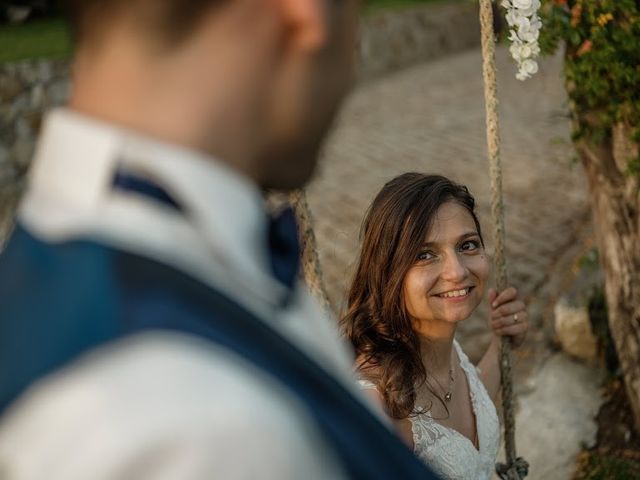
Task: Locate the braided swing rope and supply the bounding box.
[288,190,334,316]
[477,1,528,479]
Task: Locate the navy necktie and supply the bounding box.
[113,170,182,212]
[113,170,301,290]
[267,206,301,290]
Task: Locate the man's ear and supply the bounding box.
[276,0,328,52]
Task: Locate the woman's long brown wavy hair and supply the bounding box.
[341,173,483,419]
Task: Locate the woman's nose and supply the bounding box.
[440,253,467,282]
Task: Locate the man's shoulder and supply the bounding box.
[3,329,306,420]
[20,332,311,422]
[0,333,345,479]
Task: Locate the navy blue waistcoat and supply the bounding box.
[0,225,438,479]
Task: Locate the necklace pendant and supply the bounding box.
[444,392,452,402]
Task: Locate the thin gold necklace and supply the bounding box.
[430,350,456,402]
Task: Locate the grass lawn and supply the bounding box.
[0,17,72,64]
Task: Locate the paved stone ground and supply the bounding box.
[499,353,605,480]
[306,45,599,479]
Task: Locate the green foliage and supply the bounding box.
[0,17,72,63]
[575,451,640,480]
[538,0,640,171]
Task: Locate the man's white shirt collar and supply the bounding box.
[20,108,289,313]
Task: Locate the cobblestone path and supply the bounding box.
[306,45,592,362]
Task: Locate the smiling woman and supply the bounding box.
[340,172,529,480]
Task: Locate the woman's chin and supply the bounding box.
[445,314,471,325]
[439,306,476,324]
[441,297,482,324]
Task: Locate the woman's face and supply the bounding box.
[402,201,489,332]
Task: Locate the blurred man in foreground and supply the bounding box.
[0,1,437,478]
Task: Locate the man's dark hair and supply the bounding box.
[66,0,223,47]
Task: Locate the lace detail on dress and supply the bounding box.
[409,340,500,480]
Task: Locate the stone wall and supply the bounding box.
[0,2,480,237]
[0,59,70,237]
[358,2,480,82]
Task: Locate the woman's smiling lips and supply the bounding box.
[432,286,475,300]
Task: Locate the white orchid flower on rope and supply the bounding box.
[501,0,542,80]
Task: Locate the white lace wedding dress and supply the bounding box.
[359,340,500,480]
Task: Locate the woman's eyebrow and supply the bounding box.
[458,231,480,241]
[421,231,480,248]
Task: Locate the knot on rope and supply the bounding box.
[495,457,530,480]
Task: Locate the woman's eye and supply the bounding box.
[417,251,436,261]
[460,240,480,252]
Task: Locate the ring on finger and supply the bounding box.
[513,313,519,324]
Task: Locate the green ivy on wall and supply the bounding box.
[538,0,640,174]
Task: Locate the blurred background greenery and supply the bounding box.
[0,0,463,63]
[0,17,70,63]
